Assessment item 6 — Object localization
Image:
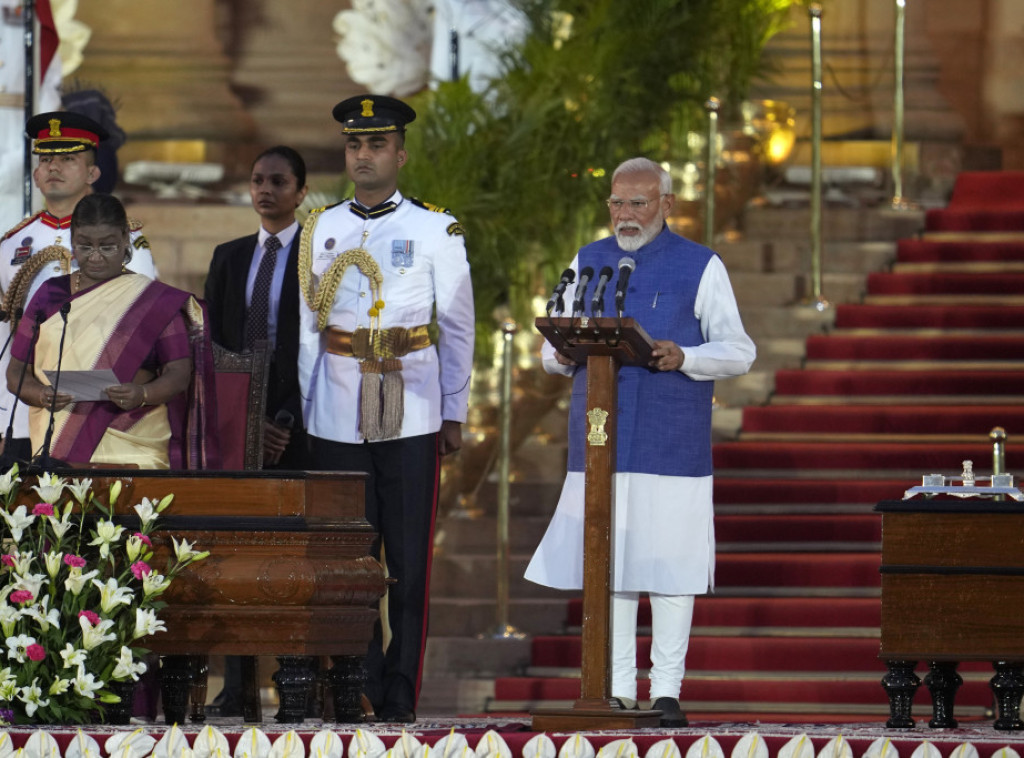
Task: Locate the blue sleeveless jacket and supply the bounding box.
[566,229,716,476]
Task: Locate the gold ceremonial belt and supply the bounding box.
[0,94,25,108]
[326,325,431,359]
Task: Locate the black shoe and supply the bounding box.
[378,706,416,723]
[651,697,688,728]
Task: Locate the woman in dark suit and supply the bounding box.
[205,146,308,468]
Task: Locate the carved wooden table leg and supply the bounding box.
[242,656,262,723]
[992,661,1024,731]
[273,655,316,722]
[882,659,920,728]
[189,655,209,723]
[160,655,194,726]
[925,661,961,728]
[328,654,367,723]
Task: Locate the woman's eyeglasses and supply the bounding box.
[75,244,122,258]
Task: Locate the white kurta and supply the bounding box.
[0,213,157,438]
[297,191,474,443]
[524,253,755,595]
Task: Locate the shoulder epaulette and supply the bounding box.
[409,197,452,215]
[315,200,345,214]
[128,217,145,232]
[1,212,43,244]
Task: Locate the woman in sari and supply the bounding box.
[6,193,218,469]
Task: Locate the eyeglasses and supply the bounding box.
[75,244,122,258]
[605,195,666,211]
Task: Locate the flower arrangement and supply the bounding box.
[0,465,208,724]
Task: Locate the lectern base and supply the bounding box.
[532,704,663,731]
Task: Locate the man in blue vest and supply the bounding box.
[525,157,756,726]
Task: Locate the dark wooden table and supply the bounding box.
[17,470,385,724]
[877,498,1024,730]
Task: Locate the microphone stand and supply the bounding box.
[34,302,72,472]
[0,312,40,470]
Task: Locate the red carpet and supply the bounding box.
[925,170,1024,231]
[834,304,1024,329]
[496,171,1024,727]
[805,333,1024,361]
[896,238,1024,263]
[773,368,1024,397]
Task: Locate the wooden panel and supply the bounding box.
[880,574,1024,659]
[882,512,1024,567]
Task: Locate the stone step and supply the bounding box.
[741,206,925,242]
[731,271,868,307]
[427,598,567,638]
[719,239,897,275]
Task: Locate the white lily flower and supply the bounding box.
[66,478,93,505]
[1,506,34,542]
[61,643,87,669]
[0,465,21,498]
[65,567,100,596]
[132,607,166,639]
[72,665,104,699]
[12,572,46,600]
[88,520,126,560]
[46,505,76,541]
[16,678,48,717]
[133,498,159,527]
[6,551,32,575]
[6,634,36,663]
[125,534,145,562]
[142,571,171,598]
[79,616,117,650]
[92,577,134,614]
[44,551,63,580]
[22,596,61,633]
[30,472,65,504]
[171,536,200,563]
[0,666,16,702]
[111,646,147,681]
[0,605,16,639]
[48,677,72,696]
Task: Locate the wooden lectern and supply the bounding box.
[531,316,662,730]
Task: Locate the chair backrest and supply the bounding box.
[212,342,269,470]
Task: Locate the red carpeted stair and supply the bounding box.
[490,170,1024,723]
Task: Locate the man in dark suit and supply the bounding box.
[205,145,308,468]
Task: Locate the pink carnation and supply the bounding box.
[78,610,100,626]
[130,561,152,580]
[9,590,33,604]
[31,503,54,516]
[0,555,14,568]
[64,554,87,568]
[134,533,153,548]
[25,644,45,662]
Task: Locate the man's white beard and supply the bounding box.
[615,219,661,252]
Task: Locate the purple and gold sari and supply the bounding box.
[12,274,220,469]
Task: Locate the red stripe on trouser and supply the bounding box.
[413,432,442,701]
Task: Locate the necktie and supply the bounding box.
[246,235,281,350]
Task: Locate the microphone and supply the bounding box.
[1,310,43,469]
[614,256,636,316]
[571,266,594,317]
[37,302,72,471]
[590,266,614,317]
[545,268,576,316]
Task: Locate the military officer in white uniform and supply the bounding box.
[0,111,156,461]
[298,94,474,723]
